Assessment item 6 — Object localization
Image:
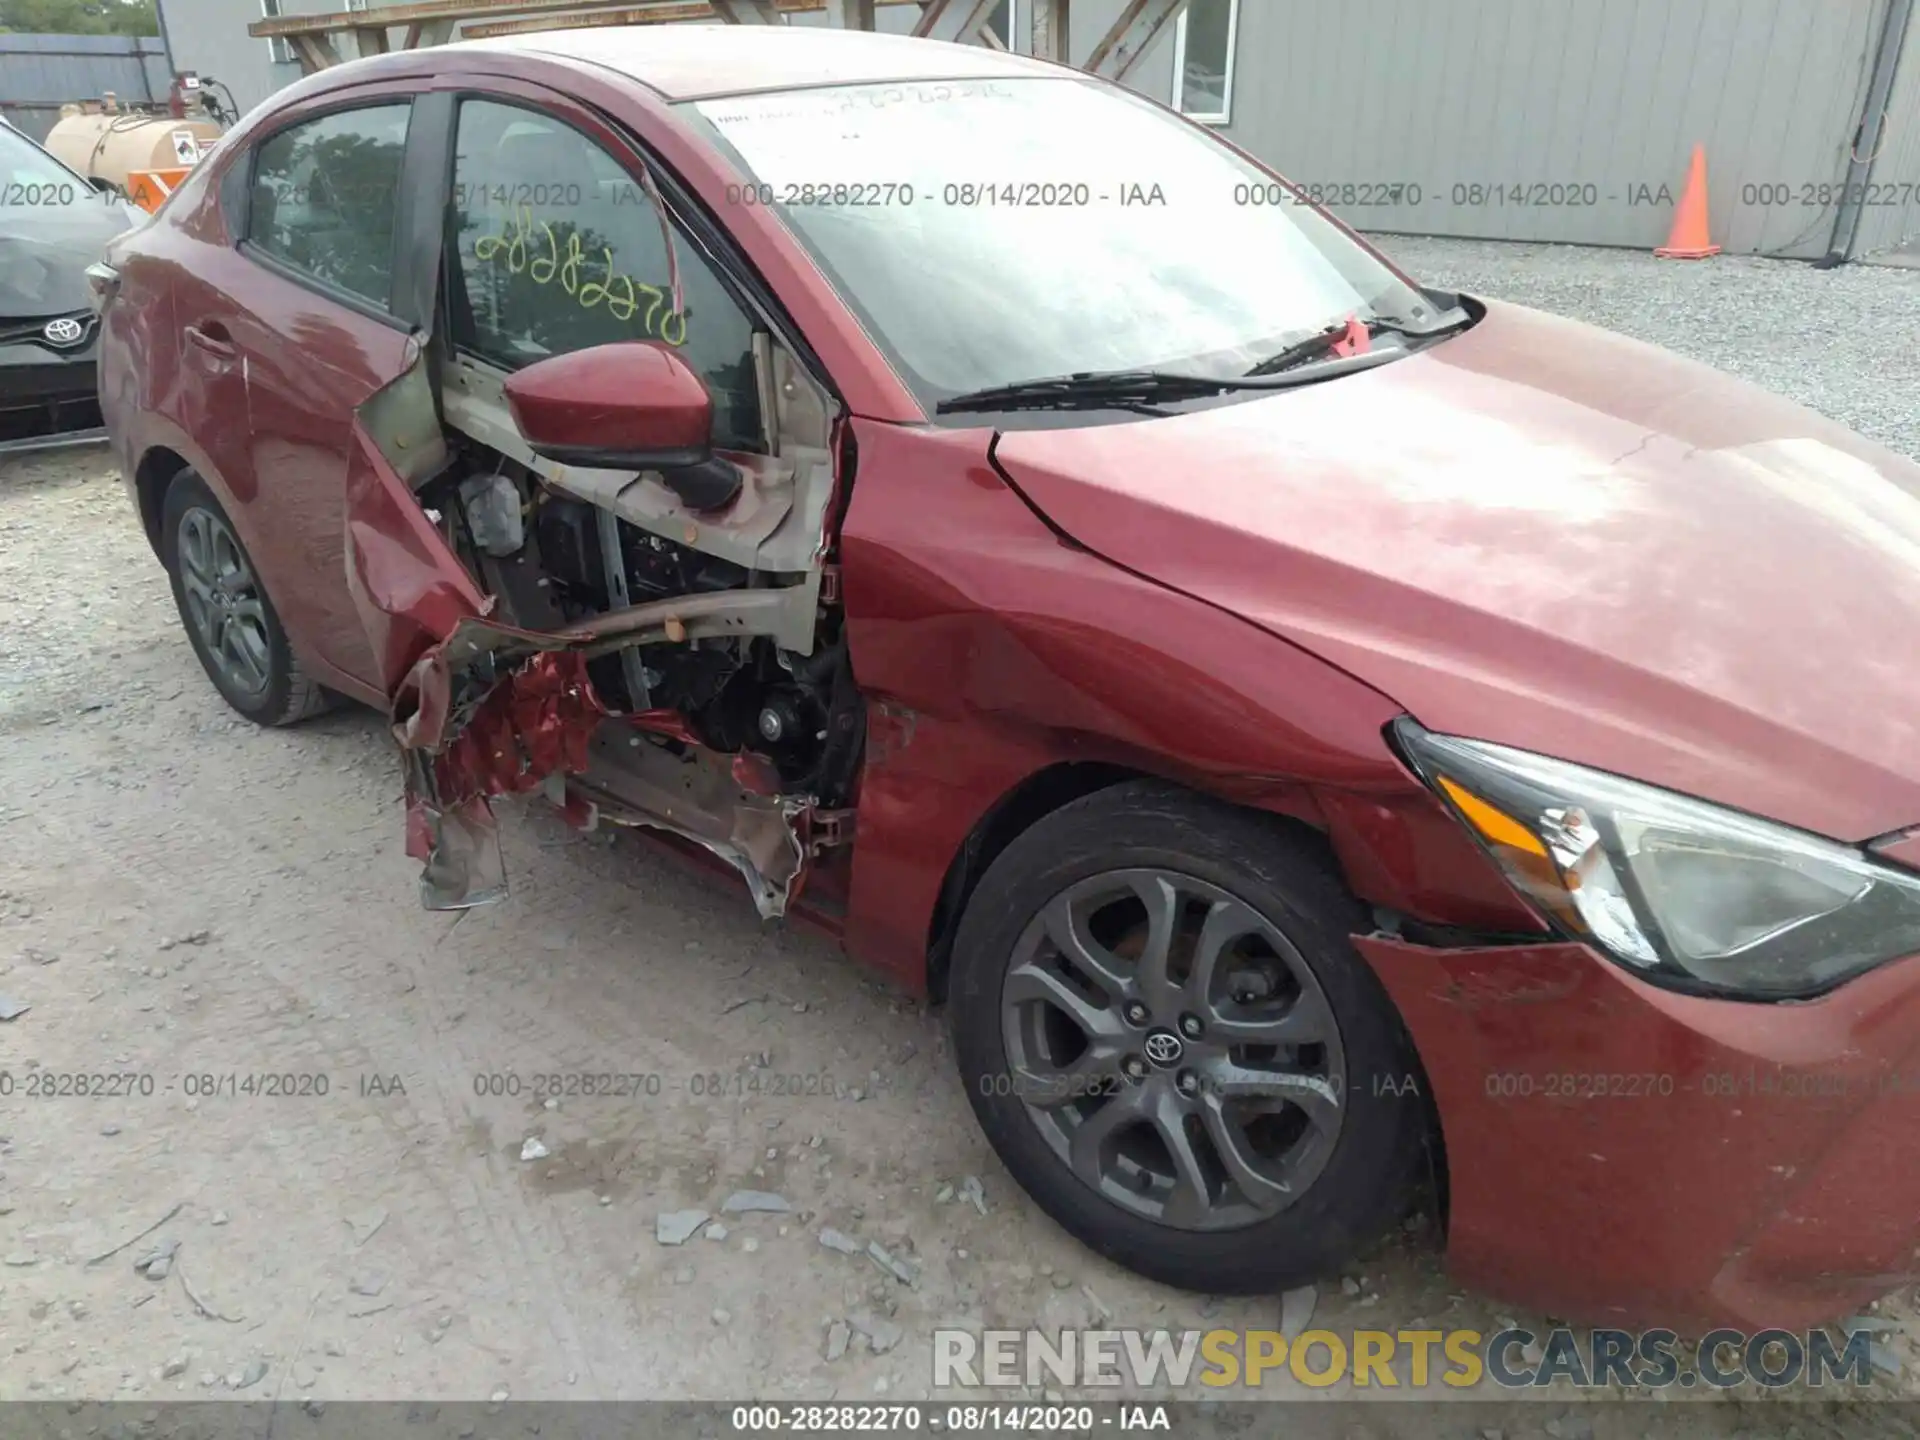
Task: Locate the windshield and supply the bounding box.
[0,124,87,206]
[685,77,1437,407]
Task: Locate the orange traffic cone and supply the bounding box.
[1655,144,1720,259]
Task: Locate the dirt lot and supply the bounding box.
[2,248,1917,1432]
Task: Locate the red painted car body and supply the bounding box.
[96,26,1920,1333]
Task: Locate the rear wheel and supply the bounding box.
[160,470,333,727]
[949,781,1426,1293]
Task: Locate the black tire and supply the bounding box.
[949,780,1427,1295]
[160,469,334,727]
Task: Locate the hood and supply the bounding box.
[0,197,139,317]
[993,299,1920,843]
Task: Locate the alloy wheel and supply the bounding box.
[175,506,272,700]
[1000,868,1346,1232]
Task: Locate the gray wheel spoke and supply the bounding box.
[179,557,215,603]
[214,531,253,590]
[1128,873,1184,1011]
[1067,1080,1149,1179]
[179,512,213,582]
[1197,1094,1296,1214]
[1201,1058,1343,1131]
[222,622,268,691]
[1011,1043,1125,1109]
[1206,988,1336,1046]
[1147,1086,1213,1227]
[1186,897,1262,1005]
[1040,894,1133,998]
[1005,960,1127,1042]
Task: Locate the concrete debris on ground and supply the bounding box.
[824,1320,851,1362]
[133,1238,180,1281]
[342,1208,387,1247]
[957,1175,987,1216]
[655,1209,709,1246]
[1848,1315,1902,1334]
[866,1240,919,1288]
[721,1190,790,1214]
[1280,1285,1316,1338]
[849,1310,903,1354]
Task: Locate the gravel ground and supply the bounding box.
[2,243,1918,1431]
[1372,236,1920,461]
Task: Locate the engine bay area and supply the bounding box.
[345,336,861,918]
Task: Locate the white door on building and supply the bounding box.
[984,0,1025,53]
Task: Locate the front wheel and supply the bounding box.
[949,781,1428,1294]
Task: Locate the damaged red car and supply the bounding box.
[95,25,1920,1333]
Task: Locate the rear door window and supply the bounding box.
[447,99,763,452]
[247,104,411,308]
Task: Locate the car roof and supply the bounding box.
[448,23,1063,101]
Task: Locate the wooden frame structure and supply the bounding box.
[247,0,1190,82]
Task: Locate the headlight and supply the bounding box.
[1394,719,1920,999]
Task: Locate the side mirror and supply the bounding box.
[502,341,742,511]
[86,175,117,195]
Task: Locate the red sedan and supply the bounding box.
[94,25,1920,1333]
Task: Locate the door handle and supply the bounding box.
[183,322,236,361]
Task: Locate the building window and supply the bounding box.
[1171,0,1240,124]
[260,0,293,64]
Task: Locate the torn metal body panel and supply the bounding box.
[347,292,846,911]
[571,724,813,918]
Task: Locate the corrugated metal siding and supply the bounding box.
[786,0,1173,86]
[1851,0,1920,261]
[1220,0,1884,259]
[153,0,1917,262]
[0,34,172,140]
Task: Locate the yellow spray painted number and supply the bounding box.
[473,204,686,347]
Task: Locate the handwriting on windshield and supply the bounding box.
[473,205,686,347]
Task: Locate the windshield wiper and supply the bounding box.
[937,329,1441,416]
[1244,309,1472,378]
[936,369,1245,415]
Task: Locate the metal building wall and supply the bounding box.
[786,0,1173,88]
[1216,0,1891,260]
[156,0,336,119]
[1848,0,1920,261]
[148,0,1912,261]
[0,34,173,141]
